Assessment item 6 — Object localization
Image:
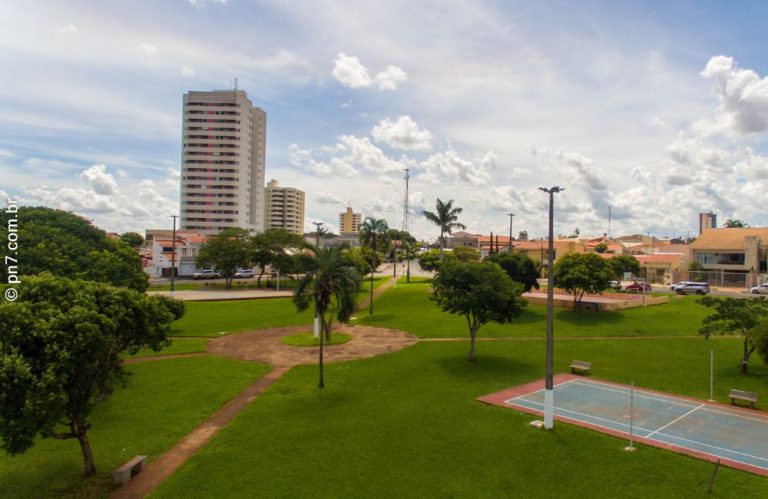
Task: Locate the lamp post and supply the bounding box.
[539,186,564,430]
[508,212,515,251]
[170,215,178,294]
[312,221,324,338]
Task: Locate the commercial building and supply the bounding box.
[264,179,305,234]
[698,211,717,235]
[180,89,266,234]
[339,205,362,234]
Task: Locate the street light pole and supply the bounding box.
[170,215,178,294]
[539,186,564,430]
[508,212,515,251]
[311,222,324,338]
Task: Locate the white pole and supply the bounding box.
[625,381,636,451]
[276,269,280,292]
[544,389,554,429]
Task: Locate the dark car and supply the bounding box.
[624,282,652,293]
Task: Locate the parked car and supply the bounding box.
[624,282,652,293]
[750,283,768,295]
[670,281,694,292]
[608,280,622,290]
[193,269,221,280]
[675,282,710,295]
[235,269,255,278]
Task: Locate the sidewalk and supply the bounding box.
[147,289,292,301]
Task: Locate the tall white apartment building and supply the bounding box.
[180,90,266,234]
[264,179,305,235]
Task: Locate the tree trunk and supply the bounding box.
[225,277,232,289]
[318,319,325,388]
[469,329,477,362]
[76,421,96,477]
[369,270,374,314]
[257,266,265,288]
[407,258,411,283]
[741,338,751,374]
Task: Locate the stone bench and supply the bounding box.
[113,455,147,485]
[570,360,591,375]
[729,389,758,409]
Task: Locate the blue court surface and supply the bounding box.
[504,378,768,475]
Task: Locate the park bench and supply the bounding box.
[570,360,591,375]
[729,389,758,409]
[113,455,147,485]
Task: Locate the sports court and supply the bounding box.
[478,375,768,476]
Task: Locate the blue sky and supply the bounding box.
[1,0,767,240]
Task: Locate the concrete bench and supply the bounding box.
[113,455,147,485]
[729,389,758,409]
[570,360,591,375]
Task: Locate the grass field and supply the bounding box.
[0,357,270,498]
[125,337,208,358]
[151,338,767,498]
[354,279,711,338]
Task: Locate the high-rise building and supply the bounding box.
[180,89,266,234]
[699,211,717,234]
[264,179,305,234]
[339,205,362,234]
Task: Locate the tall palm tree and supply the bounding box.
[359,217,390,314]
[422,198,466,262]
[723,219,749,228]
[401,240,418,283]
[293,246,361,388]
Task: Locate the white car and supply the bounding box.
[235,269,255,278]
[193,269,221,280]
[750,283,768,295]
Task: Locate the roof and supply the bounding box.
[690,228,768,250]
[513,240,580,251]
[634,253,685,264]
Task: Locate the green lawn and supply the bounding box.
[125,337,209,358]
[355,279,711,338]
[151,338,767,498]
[0,357,270,498]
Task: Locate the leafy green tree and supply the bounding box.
[486,252,540,292]
[755,316,768,368]
[608,255,640,280]
[401,240,419,283]
[553,252,613,310]
[422,198,466,262]
[341,247,371,276]
[118,232,145,249]
[418,249,455,272]
[0,274,178,476]
[387,229,417,245]
[699,296,768,373]
[251,229,305,287]
[0,207,148,291]
[723,219,749,228]
[196,228,251,289]
[359,217,390,314]
[292,247,361,387]
[594,242,608,254]
[431,261,527,361]
[517,230,528,241]
[453,246,481,263]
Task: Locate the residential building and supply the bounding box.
[446,231,481,249]
[180,89,266,234]
[689,228,768,287]
[143,230,209,277]
[699,211,717,235]
[512,239,586,277]
[339,205,362,234]
[264,179,305,234]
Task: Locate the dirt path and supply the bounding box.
[112,324,416,498]
[356,276,396,312]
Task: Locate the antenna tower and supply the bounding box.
[402,168,410,232]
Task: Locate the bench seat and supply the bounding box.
[570,360,591,375]
[729,389,758,409]
[113,455,147,485]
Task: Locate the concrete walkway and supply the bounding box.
[147,288,292,301]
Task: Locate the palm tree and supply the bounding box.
[293,246,361,388]
[723,219,749,228]
[422,198,466,262]
[401,240,418,283]
[359,217,390,314]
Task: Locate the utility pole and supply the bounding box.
[312,222,324,338]
[170,215,178,294]
[539,186,564,430]
[403,168,410,232]
[508,212,515,251]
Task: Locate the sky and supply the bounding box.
[1,0,768,242]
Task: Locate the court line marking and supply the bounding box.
[646,403,704,438]
[569,379,699,409]
[505,397,768,467]
[699,405,768,423]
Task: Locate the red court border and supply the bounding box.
[477,374,768,477]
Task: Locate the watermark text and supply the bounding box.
[4,199,19,301]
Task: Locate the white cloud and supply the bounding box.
[187,0,227,7]
[362,197,399,215]
[374,65,407,90]
[140,43,158,55]
[314,191,344,205]
[700,55,768,135]
[80,164,118,195]
[332,53,406,91]
[372,116,433,151]
[332,53,371,88]
[418,149,494,186]
[288,144,312,167]
[337,135,404,174]
[556,150,607,191]
[56,24,78,35]
[179,66,195,77]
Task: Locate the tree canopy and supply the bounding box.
[0,274,180,476]
[699,296,768,373]
[251,228,305,287]
[293,247,361,387]
[418,248,455,272]
[431,261,526,361]
[607,254,640,279]
[553,252,613,310]
[359,217,390,314]
[0,207,147,291]
[723,219,749,228]
[485,252,540,292]
[422,198,466,262]
[452,246,480,263]
[119,231,145,249]
[196,228,251,288]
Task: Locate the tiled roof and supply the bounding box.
[690,228,768,250]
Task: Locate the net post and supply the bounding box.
[625,380,636,452]
[708,349,715,402]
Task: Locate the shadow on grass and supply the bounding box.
[436,354,535,380]
[554,308,623,326]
